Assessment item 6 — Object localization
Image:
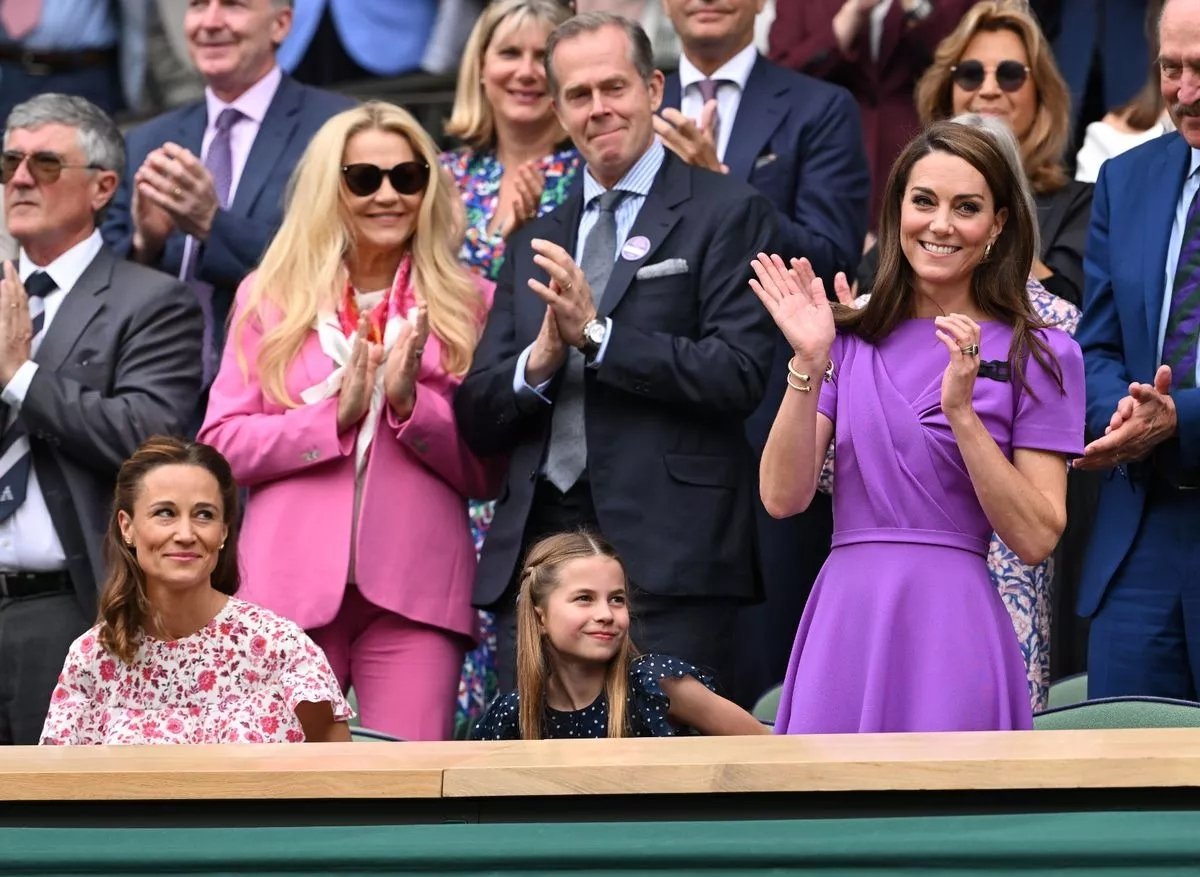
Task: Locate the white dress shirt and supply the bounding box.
[678,41,759,163]
[0,229,104,571]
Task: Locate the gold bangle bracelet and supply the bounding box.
[786,373,812,393]
[786,357,812,383]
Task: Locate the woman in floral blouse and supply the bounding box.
[440,0,582,737]
[40,437,351,745]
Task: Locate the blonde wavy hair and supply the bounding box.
[516,531,636,740]
[237,101,485,405]
[444,0,571,149]
[915,0,1071,194]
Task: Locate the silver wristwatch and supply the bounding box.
[905,0,933,22]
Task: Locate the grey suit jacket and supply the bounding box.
[19,244,203,614]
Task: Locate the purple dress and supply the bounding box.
[775,319,1085,733]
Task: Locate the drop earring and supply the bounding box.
[984,241,994,260]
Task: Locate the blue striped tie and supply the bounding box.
[0,271,56,522]
[1162,183,1200,389]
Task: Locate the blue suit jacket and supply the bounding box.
[277,0,437,77]
[663,54,870,284]
[102,76,354,300]
[1075,132,1200,616]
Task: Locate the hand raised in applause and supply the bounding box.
[494,161,545,238]
[652,103,727,174]
[336,315,383,433]
[933,313,982,424]
[748,254,835,369]
[0,261,33,386]
[1073,365,1178,470]
[135,142,221,241]
[384,306,430,421]
[525,304,567,386]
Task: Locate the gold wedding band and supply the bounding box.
[563,281,573,291]
[961,343,980,356]
[413,347,425,358]
[173,186,182,198]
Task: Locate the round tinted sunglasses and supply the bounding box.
[950,59,1030,93]
[1,150,102,185]
[341,161,430,197]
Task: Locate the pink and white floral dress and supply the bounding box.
[40,598,352,744]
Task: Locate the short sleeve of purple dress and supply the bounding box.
[775,320,1085,734]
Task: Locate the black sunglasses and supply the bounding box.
[950,59,1030,93]
[341,161,430,197]
[1,150,102,185]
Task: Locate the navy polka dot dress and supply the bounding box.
[469,654,714,740]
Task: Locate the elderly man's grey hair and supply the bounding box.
[5,93,125,180]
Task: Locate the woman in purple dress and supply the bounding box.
[751,121,1085,733]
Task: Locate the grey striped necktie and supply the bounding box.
[542,189,626,492]
[0,271,56,522]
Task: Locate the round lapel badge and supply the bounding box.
[621,235,651,261]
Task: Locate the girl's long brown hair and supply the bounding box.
[97,437,241,664]
[515,531,636,740]
[840,121,1064,396]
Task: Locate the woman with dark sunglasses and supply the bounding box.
[197,101,502,741]
[915,0,1093,308]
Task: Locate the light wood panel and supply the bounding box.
[3,730,1200,801]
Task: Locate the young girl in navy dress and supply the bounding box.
[471,532,767,740]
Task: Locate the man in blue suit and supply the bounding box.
[102,0,352,387]
[1074,0,1200,699]
[658,0,870,705]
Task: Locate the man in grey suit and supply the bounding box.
[0,94,202,744]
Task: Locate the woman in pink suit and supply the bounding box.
[198,101,498,741]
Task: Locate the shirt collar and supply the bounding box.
[677,42,758,93]
[1189,147,1200,179]
[204,65,282,128]
[18,229,103,294]
[582,139,665,207]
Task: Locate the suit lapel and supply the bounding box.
[34,247,112,372]
[1143,134,1191,355]
[724,56,787,182]
[231,77,302,215]
[664,74,682,111]
[599,156,687,317]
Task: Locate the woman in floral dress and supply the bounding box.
[40,437,351,745]
[440,0,582,737]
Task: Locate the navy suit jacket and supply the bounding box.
[102,76,354,300]
[663,54,869,285]
[1075,132,1200,616]
[455,153,777,606]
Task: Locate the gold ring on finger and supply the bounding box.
[173,186,182,198]
[960,343,980,357]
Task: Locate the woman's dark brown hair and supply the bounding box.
[97,436,241,664]
[838,121,1064,396]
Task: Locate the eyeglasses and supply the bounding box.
[950,59,1031,93]
[1,150,102,185]
[341,161,431,197]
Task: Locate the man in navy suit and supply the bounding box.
[456,13,776,691]
[1074,0,1200,699]
[658,0,870,705]
[102,0,352,385]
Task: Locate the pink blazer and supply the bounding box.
[198,272,501,640]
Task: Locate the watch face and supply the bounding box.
[586,322,605,344]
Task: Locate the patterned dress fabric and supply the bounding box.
[470,653,713,740]
[40,598,351,745]
[439,144,581,738]
[777,318,1085,733]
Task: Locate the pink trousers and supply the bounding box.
[308,584,465,741]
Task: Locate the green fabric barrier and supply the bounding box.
[2,811,1200,876]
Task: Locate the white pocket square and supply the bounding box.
[753,153,778,170]
[636,258,689,279]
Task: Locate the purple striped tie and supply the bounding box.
[1163,182,1200,389]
